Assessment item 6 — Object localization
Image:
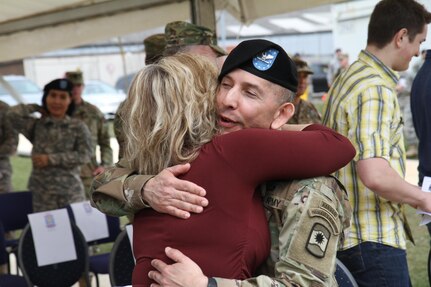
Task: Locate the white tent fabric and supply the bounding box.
[0,0,348,62]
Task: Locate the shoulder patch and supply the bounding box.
[306,223,331,258]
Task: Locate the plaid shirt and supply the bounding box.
[322,50,411,250]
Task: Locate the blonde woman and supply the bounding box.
[121,53,354,286]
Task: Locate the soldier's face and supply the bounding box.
[217,69,285,134]
[46,89,71,119]
[296,72,309,97]
[71,84,84,102]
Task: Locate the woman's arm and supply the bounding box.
[6,104,40,142]
[48,121,92,168]
[218,124,355,183]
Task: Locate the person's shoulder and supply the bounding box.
[82,101,104,117]
[0,100,9,110]
[213,129,277,146]
[68,117,90,130]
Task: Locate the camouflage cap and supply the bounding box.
[143,33,166,64]
[293,58,313,75]
[165,21,226,56]
[65,71,84,85]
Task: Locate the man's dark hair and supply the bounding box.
[367,0,431,48]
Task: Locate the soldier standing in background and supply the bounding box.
[0,100,18,193]
[114,33,166,160]
[7,79,92,211]
[0,100,18,274]
[65,71,113,197]
[288,58,322,124]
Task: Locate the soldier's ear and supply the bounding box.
[271,102,295,130]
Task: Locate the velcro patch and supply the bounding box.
[309,207,340,235]
[306,223,331,258]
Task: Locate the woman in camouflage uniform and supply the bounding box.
[7,79,92,212]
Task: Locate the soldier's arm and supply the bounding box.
[89,161,208,217]
[6,104,40,141]
[89,158,152,216]
[149,177,350,287]
[0,105,18,156]
[49,122,92,168]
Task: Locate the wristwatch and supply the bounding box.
[207,277,218,287]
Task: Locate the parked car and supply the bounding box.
[0,75,42,106]
[83,80,126,120]
[115,73,136,94]
[309,63,329,101]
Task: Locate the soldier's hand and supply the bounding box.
[93,166,105,176]
[149,247,208,287]
[142,163,208,219]
[32,154,49,168]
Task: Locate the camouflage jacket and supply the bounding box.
[90,162,351,287]
[113,101,126,160]
[7,104,92,196]
[288,99,322,125]
[0,101,18,192]
[73,101,113,177]
[0,101,18,158]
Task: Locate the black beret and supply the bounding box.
[43,79,74,94]
[218,39,298,92]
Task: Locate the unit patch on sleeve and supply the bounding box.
[306,223,331,258]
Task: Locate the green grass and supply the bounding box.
[11,155,32,191]
[9,155,430,285]
[406,205,430,287]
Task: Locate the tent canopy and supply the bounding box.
[0,0,348,62]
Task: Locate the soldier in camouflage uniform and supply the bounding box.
[114,33,167,160]
[0,100,18,193]
[7,79,92,212]
[90,39,353,286]
[288,58,322,125]
[0,100,18,274]
[65,71,113,197]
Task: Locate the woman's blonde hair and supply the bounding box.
[121,53,219,174]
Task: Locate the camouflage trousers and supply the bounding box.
[397,95,419,147]
[215,176,351,287]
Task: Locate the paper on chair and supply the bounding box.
[125,224,135,263]
[416,177,431,225]
[70,201,109,242]
[28,209,76,266]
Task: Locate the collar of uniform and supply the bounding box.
[359,49,399,88]
[44,115,71,125]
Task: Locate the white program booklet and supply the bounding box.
[416,176,431,225]
[70,201,109,242]
[28,208,76,266]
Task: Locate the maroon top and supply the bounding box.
[132,125,355,285]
